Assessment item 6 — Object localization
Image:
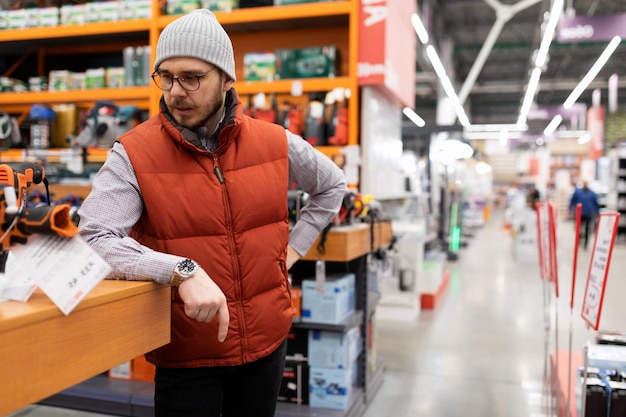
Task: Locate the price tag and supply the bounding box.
[581,212,620,330]
[315,259,326,293]
[11,234,112,315]
[0,252,37,302]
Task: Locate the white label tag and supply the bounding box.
[0,252,37,302]
[315,259,325,293]
[11,234,112,315]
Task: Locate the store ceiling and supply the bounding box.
[411,0,626,136]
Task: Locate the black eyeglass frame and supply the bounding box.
[151,67,217,92]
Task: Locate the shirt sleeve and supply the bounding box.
[77,142,183,284]
[286,130,348,256]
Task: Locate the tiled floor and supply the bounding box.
[7,208,625,417]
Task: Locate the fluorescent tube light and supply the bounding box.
[426,45,446,78]
[534,0,563,68]
[411,13,429,44]
[564,35,622,109]
[578,133,591,144]
[467,123,528,132]
[403,107,426,127]
[543,114,563,136]
[519,67,542,120]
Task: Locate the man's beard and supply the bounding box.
[169,95,223,130]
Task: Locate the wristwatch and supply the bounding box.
[170,258,199,287]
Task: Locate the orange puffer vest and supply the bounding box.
[119,100,292,367]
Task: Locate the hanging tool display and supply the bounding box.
[0,163,78,272]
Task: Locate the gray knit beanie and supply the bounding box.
[154,9,236,81]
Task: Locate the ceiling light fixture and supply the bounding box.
[425,45,446,78]
[411,13,429,44]
[578,133,591,144]
[417,15,471,128]
[543,114,563,136]
[517,67,542,127]
[403,107,426,127]
[563,35,622,109]
[534,0,563,68]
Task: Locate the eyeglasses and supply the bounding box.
[151,68,216,91]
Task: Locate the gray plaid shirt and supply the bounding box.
[77,130,347,284]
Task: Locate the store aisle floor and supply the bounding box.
[8,209,626,417]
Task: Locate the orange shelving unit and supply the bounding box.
[0,0,360,148]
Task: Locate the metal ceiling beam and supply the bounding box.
[467,78,626,94]
[457,0,543,105]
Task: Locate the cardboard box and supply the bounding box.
[108,355,155,382]
[60,4,86,25]
[275,46,337,79]
[243,52,276,81]
[309,361,358,410]
[588,344,626,372]
[278,361,309,405]
[301,273,355,324]
[308,326,362,369]
[290,286,301,318]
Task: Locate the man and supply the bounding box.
[77,9,347,417]
[569,180,601,249]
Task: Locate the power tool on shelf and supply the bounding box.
[0,163,79,273]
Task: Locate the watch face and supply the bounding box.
[179,259,197,274]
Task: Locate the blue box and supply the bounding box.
[301,273,355,324]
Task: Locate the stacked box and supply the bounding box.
[308,326,362,369]
[588,344,626,372]
[60,4,86,25]
[243,52,276,81]
[309,359,358,410]
[301,273,355,324]
[275,46,337,79]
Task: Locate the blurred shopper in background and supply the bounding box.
[569,181,601,249]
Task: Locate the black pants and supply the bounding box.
[580,215,594,248]
[154,340,287,417]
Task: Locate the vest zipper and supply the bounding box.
[213,157,225,184]
[214,155,247,361]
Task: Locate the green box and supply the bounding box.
[275,46,336,80]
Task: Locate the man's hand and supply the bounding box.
[286,245,301,270]
[177,268,229,343]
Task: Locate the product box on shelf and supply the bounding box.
[85,1,121,23]
[6,9,28,29]
[243,52,276,82]
[109,355,155,382]
[60,4,86,25]
[119,0,153,20]
[290,286,301,318]
[275,46,337,79]
[309,359,358,410]
[308,326,362,369]
[588,344,626,372]
[301,273,355,324]
[278,360,309,405]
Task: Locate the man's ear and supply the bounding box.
[224,78,234,92]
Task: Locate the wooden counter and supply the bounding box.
[0,280,170,416]
[302,221,392,262]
